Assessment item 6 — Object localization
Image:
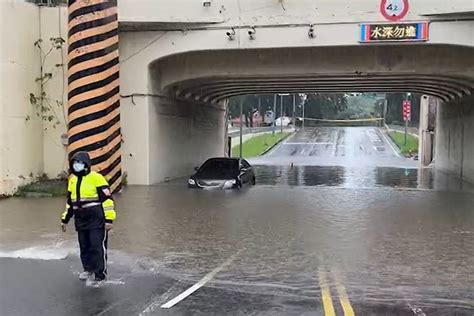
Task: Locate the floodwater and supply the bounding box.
[1,127,474,315]
[251,126,419,168]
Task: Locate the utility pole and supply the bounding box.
[239,98,243,159]
[272,94,277,136]
[257,97,261,127]
[292,93,296,130]
[278,94,290,134]
[280,94,284,134]
[404,93,411,146]
[302,98,305,130]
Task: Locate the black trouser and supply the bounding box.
[77,228,108,280]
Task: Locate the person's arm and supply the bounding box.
[95,174,116,228]
[60,191,74,231]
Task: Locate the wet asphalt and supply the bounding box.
[1,127,474,316]
[250,127,418,168]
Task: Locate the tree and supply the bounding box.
[228,95,258,127]
[385,93,421,126]
[303,93,348,119]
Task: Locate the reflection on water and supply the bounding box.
[255,165,433,189]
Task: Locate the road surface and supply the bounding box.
[250,127,417,168]
[1,127,473,315]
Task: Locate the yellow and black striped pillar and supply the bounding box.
[67,0,121,193]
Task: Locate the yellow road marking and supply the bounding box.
[318,269,336,316]
[336,283,355,316]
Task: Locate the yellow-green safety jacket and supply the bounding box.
[61,171,116,230]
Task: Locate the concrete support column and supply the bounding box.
[67,0,122,192]
[419,95,432,166]
[419,95,438,166]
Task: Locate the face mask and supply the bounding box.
[73,161,86,173]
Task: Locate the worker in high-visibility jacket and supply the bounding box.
[60,151,116,286]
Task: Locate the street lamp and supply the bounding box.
[300,94,307,130]
[272,94,277,136]
[239,98,243,159]
[278,93,290,134]
[404,93,412,146]
[292,94,296,131]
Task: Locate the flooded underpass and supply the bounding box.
[1,128,474,315]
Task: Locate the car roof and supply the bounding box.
[205,157,240,161]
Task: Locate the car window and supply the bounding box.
[197,159,238,179]
[241,160,251,168]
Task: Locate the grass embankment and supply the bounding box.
[15,179,67,197]
[232,132,290,159]
[388,131,418,155]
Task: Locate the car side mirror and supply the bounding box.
[240,168,247,173]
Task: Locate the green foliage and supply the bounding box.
[122,172,129,186]
[388,131,419,155]
[303,93,348,119]
[27,37,66,129]
[341,94,385,119]
[385,93,420,126]
[231,132,290,158]
[15,179,67,197]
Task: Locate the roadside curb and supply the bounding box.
[259,131,296,156]
[385,129,418,158]
[386,124,419,138]
[380,127,403,157]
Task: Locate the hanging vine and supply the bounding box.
[26,36,66,129]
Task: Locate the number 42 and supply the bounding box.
[387,4,399,11]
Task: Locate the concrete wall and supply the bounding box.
[435,97,474,184]
[119,32,226,185]
[118,0,474,26]
[40,5,68,179]
[119,32,152,185]
[148,96,226,184]
[0,1,67,195]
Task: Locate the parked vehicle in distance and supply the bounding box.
[275,116,291,127]
[188,158,256,189]
[263,110,274,126]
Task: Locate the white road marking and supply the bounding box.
[379,129,401,157]
[160,252,241,309]
[140,281,186,315]
[332,130,339,157]
[282,142,334,145]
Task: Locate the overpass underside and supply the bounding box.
[122,43,474,185]
[160,45,473,103]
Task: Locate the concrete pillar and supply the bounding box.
[419,95,438,166]
[418,95,432,166]
[67,0,122,192]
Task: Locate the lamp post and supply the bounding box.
[301,94,307,130]
[239,98,243,159]
[272,94,277,136]
[292,93,296,131]
[404,93,412,146]
[278,93,290,134]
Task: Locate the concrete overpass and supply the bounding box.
[1,0,473,193]
[118,0,474,185]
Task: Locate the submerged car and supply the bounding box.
[188,158,256,189]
